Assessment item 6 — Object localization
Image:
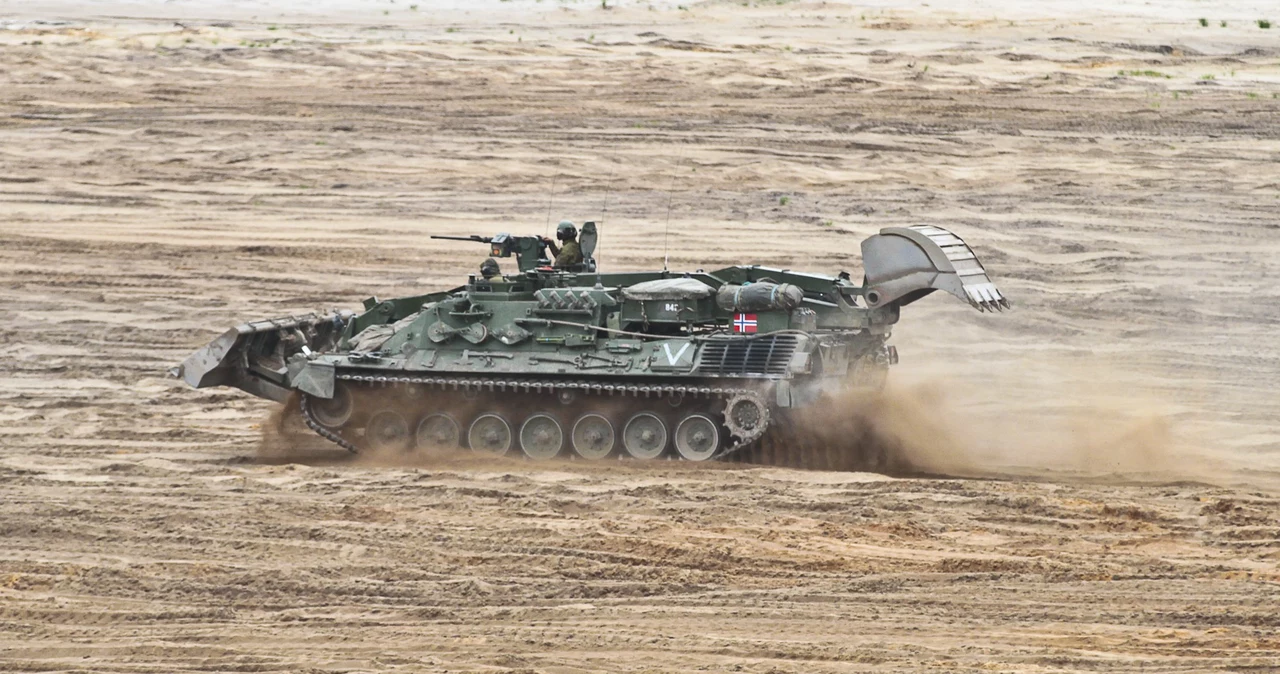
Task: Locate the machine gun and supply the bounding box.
[431,221,598,273]
[430,233,549,273]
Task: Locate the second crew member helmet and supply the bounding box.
[556,220,577,241]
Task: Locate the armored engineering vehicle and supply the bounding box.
[174,222,1007,462]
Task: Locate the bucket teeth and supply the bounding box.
[964,282,1009,312]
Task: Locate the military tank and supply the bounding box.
[173,221,1007,463]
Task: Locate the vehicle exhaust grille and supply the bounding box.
[696,335,799,377]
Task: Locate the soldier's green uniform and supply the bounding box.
[552,240,583,268]
[545,220,584,269]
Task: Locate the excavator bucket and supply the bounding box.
[170,313,348,402]
[860,225,1009,312]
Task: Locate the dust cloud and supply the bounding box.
[796,354,1234,486]
[258,355,1228,488]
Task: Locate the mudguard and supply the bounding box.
[170,313,349,402]
[860,225,1009,312]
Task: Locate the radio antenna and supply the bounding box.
[544,173,558,238]
[663,151,681,272]
[597,148,619,272]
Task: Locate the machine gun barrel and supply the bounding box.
[431,235,493,244]
[429,232,546,271]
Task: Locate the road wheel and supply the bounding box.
[415,413,460,452]
[309,384,353,428]
[468,414,513,456]
[366,409,411,453]
[674,414,720,461]
[622,412,668,460]
[571,413,615,460]
[519,413,564,460]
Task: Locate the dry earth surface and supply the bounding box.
[2,0,1279,671]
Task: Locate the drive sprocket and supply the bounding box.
[723,391,770,445]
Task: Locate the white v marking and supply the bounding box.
[662,342,691,366]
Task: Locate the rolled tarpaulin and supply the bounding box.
[715,282,804,312]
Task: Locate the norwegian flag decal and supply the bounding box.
[732,313,758,333]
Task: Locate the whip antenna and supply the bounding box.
[597,148,619,272]
[663,151,681,272]
[544,173,558,238]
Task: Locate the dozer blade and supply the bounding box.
[860,225,1009,312]
[170,313,347,403]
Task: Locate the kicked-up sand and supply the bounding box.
[1,0,1279,671]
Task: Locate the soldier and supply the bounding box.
[541,220,583,269]
[479,257,502,280]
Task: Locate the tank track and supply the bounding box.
[299,394,359,453]
[297,372,770,460]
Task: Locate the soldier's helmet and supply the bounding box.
[556,220,577,241]
[479,257,501,279]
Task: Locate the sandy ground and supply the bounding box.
[2,0,1280,671]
